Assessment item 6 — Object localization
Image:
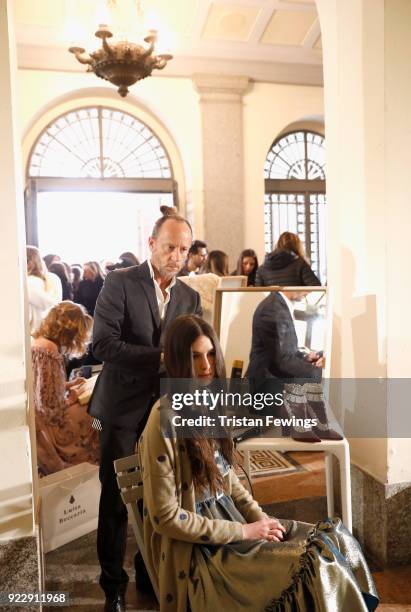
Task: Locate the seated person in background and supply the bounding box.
[71,264,82,300]
[105,251,140,272]
[32,301,100,475]
[255,231,321,287]
[178,239,208,276]
[205,249,229,276]
[49,261,73,300]
[231,248,259,286]
[75,260,105,316]
[43,253,61,269]
[247,290,340,440]
[139,314,378,612]
[26,245,62,334]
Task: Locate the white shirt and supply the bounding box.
[147,259,177,320]
[279,291,295,320]
[27,273,62,333]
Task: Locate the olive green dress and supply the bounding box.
[138,401,378,612]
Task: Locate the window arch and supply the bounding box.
[28,107,172,179]
[264,130,326,281]
[25,106,177,263]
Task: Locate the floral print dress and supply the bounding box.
[32,346,99,475]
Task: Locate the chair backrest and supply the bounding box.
[114,454,159,600]
[218,275,247,288]
[178,273,220,325]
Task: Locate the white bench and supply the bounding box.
[237,436,352,532]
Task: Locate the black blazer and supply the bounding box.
[88,261,202,429]
[247,292,321,383]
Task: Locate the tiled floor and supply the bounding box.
[45,451,411,610]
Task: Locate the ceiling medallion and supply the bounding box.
[68,4,172,97]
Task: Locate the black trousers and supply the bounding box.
[97,419,146,597]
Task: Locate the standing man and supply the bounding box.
[177,239,207,276]
[89,212,202,612]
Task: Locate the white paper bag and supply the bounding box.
[39,462,100,552]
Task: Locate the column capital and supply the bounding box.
[192,74,251,101]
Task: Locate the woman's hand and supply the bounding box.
[66,377,87,389]
[66,387,80,405]
[242,517,286,542]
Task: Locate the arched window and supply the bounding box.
[26,107,177,263]
[28,107,172,179]
[264,130,326,281]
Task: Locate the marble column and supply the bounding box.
[0,0,43,601]
[193,74,250,268]
[316,0,411,565]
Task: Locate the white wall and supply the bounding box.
[0,0,37,541]
[243,82,324,261]
[317,0,411,485]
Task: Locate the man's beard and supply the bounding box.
[159,264,180,279]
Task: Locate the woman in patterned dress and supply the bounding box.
[31,301,99,475]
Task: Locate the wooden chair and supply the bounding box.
[114,454,160,600]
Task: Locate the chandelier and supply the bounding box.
[68,2,173,97]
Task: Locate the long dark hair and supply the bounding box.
[164,315,235,494]
[49,262,73,300]
[206,250,229,276]
[235,249,258,286]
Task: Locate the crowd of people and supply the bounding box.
[26,230,320,340]
[25,207,378,612]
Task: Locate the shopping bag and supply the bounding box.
[39,462,100,552]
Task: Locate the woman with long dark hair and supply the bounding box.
[138,315,378,612]
[49,261,73,300]
[205,250,229,277]
[75,260,105,316]
[231,248,259,286]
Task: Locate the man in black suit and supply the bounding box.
[248,290,323,382]
[248,290,324,442]
[89,213,202,611]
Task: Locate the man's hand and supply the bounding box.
[242,517,286,542]
[314,356,325,368]
[305,351,325,368]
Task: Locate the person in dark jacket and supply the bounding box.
[49,262,73,300]
[255,231,321,287]
[105,251,140,272]
[75,261,105,316]
[248,290,341,442]
[89,212,202,611]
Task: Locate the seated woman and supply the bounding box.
[231,248,259,286]
[205,250,229,277]
[139,315,378,612]
[32,301,100,475]
[26,245,62,334]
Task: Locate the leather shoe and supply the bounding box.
[104,593,126,612]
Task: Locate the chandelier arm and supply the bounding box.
[141,39,155,59]
[101,35,114,57]
[73,52,93,66]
